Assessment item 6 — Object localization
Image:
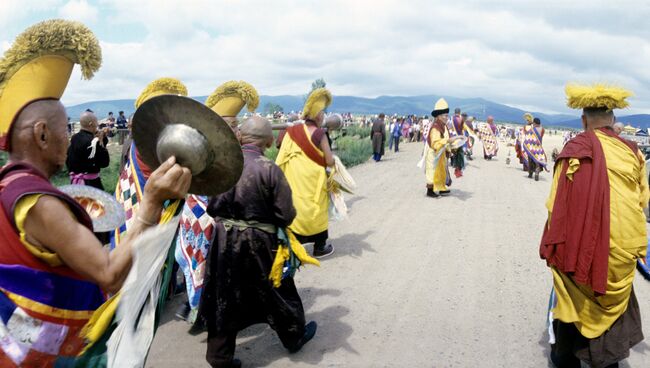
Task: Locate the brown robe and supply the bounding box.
[201,144,306,364]
[371,119,386,155]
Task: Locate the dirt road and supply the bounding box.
[147,134,649,367]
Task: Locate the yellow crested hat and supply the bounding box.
[303,88,332,120]
[135,77,187,109]
[431,98,449,117]
[523,113,534,123]
[205,80,259,117]
[0,19,101,151]
[565,83,633,111]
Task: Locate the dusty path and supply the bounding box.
[147,135,649,367]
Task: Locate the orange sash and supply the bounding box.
[286,125,326,167]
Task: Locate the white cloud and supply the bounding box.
[59,0,98,23]
[4,0,650,115]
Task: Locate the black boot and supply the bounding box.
[426,188,439,198]
[288,321,318,353]
[175,301,190,321]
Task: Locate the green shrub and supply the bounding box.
[335,136,372,167]
[265,134,372,168]
[344,126,372,139]
[1,148,122,193]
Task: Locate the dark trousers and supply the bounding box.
[550,288,641,368]
[294,230,328,250]
[393,137,400,152]
[551,320,618,368]
[207,324,303,368]
[528,159,540,176]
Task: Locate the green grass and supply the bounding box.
[2,129,373,193]
[263,128,373,168]
[265,145,279,161]
[344,125,373,139]
[0,148,122,193]
[335,136,373,167]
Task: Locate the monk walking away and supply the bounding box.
[175,80,259,323]
[540,83,648,368]
[371,113,386,162]
[203,116,318,368]
[276,88,336,258]
[525,117,547,181]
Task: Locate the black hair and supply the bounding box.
[583,107,613,120]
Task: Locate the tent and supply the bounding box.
[624,124,636,134]
[636,129,648,137]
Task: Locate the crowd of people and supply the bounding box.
[0,19,647,368]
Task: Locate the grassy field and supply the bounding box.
[2,127,375,193]
[264,126,373,167]
[0,145,123,193]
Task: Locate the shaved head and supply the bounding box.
[12,99,63,132]
[9,99,69,177]
[79,111,97,131]
[613,121,625,135]
[11,99,66,150]
[239,116,273,148]
[582,107,614,131]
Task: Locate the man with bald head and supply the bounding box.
[203,116,317,367]
[1,98,191,363]
[66,110,110,189]
[0,20,194,364]
[613,121,625,135]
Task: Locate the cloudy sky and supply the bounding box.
[1,0,649,115]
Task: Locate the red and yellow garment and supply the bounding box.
[0,163,106,367]
[275,124,328,236]
[541,128,649,338]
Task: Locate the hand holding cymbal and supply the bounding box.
[132,95,244,196]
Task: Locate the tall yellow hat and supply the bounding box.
[0,19,101,151]
[134,77,188,109]
[565,83,632,111]
[303,88,332,120]
[431,98,449,117]
[205,80,259,117]
[523,113,534,123]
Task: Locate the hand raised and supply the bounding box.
[143,156,192,205]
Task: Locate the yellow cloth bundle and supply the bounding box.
[269,229,320,288]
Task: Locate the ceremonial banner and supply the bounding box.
[175,195,215,310]
[111,142,181,248]
[107,217,181,368]
[522,127,547,168]
[477,123,499,157]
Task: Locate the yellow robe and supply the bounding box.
[275,125,328,236]
[425,126,449,191]
[547,130,649,338]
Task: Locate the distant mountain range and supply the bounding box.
[65,94,650,129]
[556,114,650,130]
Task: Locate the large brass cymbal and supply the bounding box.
[132,95,243,196]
